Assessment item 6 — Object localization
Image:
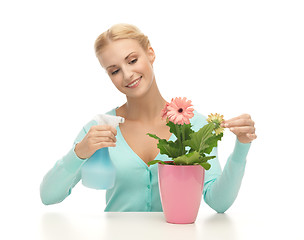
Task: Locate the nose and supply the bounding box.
[122,65,134,82]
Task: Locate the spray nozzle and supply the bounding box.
[93,114,125,128]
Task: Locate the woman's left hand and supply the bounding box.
[221,114,257,144]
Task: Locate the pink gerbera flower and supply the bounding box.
[166,97,194,125]
[161,102,170,120]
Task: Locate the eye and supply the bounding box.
[129,58,137,64]
[111,69,119,75]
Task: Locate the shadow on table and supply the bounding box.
[200,213,238,239]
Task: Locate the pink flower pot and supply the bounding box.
[158,162,205,224]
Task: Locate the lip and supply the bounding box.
[126,76,142,88]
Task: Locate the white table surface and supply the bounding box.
[36,210,303,240]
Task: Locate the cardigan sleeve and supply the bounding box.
[203,138,251,213]
[190,110,251,213]
[40,121,95,205]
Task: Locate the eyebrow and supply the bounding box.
[106,52,136,70]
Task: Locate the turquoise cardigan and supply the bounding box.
[40,107,251,213]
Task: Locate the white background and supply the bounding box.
[1,0,303,239]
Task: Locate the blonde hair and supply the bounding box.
[94,23,151,57]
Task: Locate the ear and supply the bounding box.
[146,46,155,64]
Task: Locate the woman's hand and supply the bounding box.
[74,125,117,159]
[221,114,257,144]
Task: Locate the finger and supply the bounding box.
[91,130,117,143]
[247,133,257,140]
[223,114,251,124]
[222,118,254,128]
[92,130,117,142]
[96,125,117,135]
[96,141,117,149]
[93,136,116,144]
[222,116,241,124]
[229,126,255,135]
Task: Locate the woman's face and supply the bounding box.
[97,39,155,98]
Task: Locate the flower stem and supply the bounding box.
[175,124,183,154]
[181,125,186,155]
[175,124,186,155]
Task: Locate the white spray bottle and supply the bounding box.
[81,114,124,190]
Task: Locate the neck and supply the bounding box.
[122,78,168,124]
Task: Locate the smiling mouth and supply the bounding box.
[126,76,142,88]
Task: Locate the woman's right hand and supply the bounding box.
[74,125,117,159]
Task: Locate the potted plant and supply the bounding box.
[147,97,225,224]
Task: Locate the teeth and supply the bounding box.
[128,78,140,87]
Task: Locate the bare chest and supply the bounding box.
[119,122,172,166]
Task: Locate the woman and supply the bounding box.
[40,23,257,212]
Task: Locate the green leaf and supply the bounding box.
[147,160,166,165]
[188,148,195,153]
[198,155,216,163]
[166,121,194,140]
[173,151,200,165]
[198,123,216,152]
[199,162,211,170]
[204,133,223,154]
[166,121,178,137]
[182,123,195,141]
[147,131,184,159]
[184,122,214,153]
[146,133,161,141]
[147,121,222,161]
[158,139,183,158]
